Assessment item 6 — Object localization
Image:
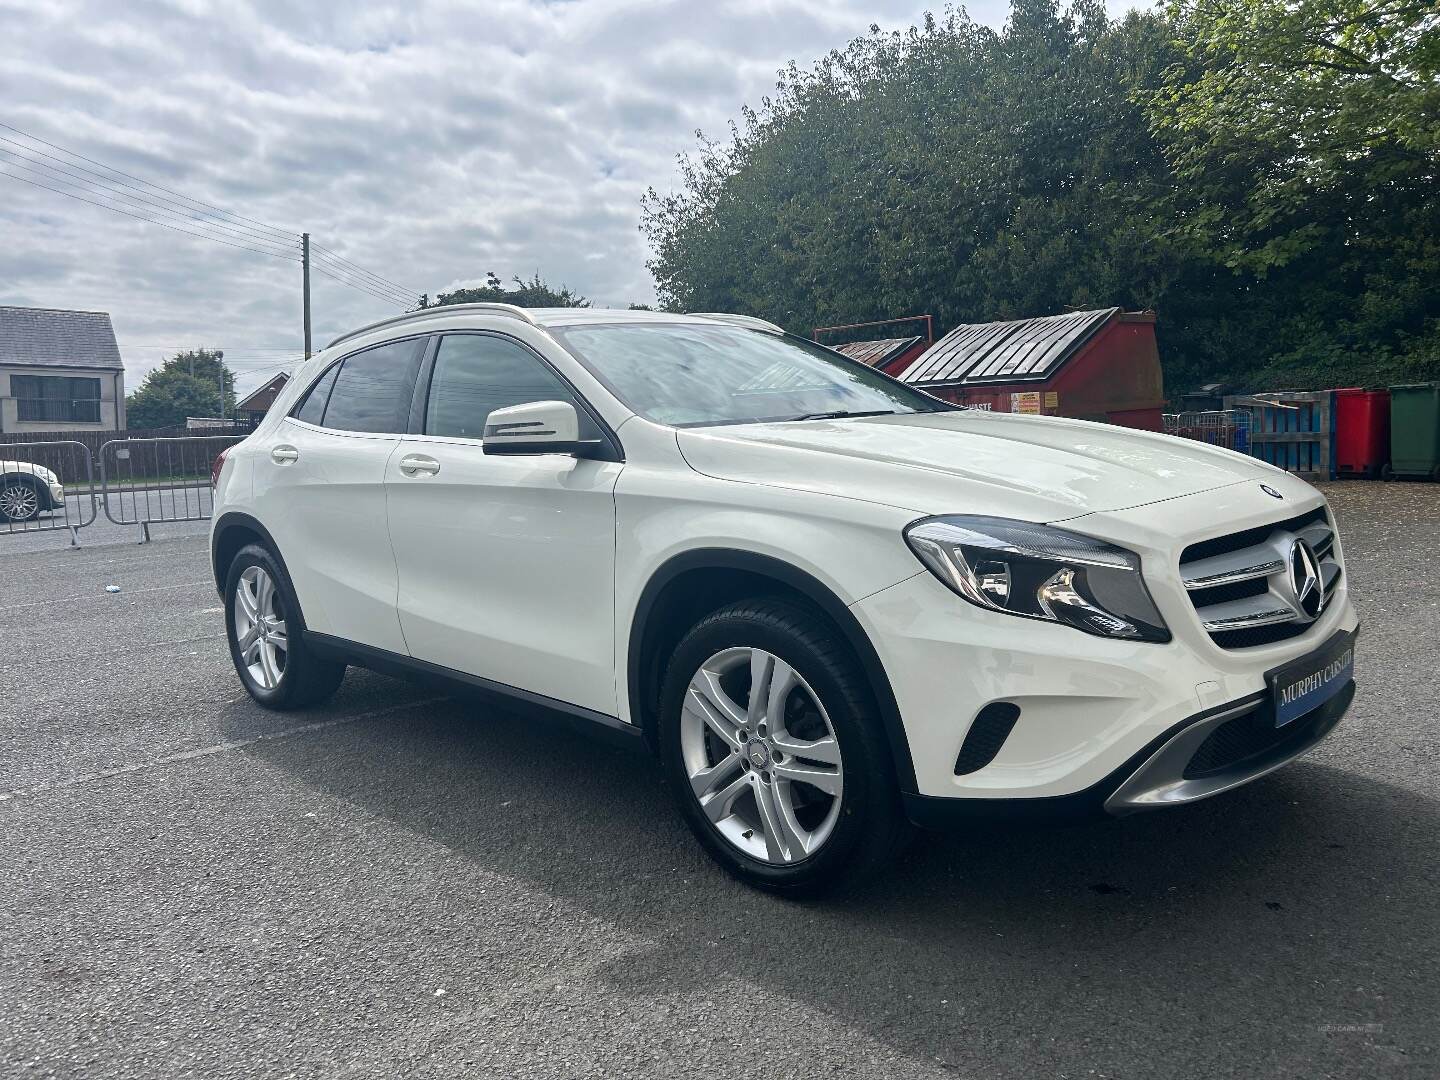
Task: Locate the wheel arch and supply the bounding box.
[211,512,300,613]
[627,548,918,793]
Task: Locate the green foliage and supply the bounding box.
[125,349,236,430]
[642,0,1439,394]
[433,271,589,309]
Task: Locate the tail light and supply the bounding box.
[212,446,232,490]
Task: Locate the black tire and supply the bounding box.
[224,543,346,710]
[658,597,910,897]
[0,475,43,523]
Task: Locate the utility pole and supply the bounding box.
[302,232,313,358]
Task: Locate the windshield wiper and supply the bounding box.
[783,409,899,422]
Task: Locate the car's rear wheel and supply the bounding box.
[659,598,908,896]
[0,477,42,523]
[225,543,345,709]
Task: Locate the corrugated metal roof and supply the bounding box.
[900,307,1120,386]
[833,336,924,368]
[0,305,124,370]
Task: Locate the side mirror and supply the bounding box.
[482,400,605,457]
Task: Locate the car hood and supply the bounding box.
[676,410,1279,521]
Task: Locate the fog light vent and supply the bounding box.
[954,702,1021,775]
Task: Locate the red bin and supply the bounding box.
[1334,387,1390,478]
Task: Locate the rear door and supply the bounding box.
[252,336,425,654]
[385,331,623,715]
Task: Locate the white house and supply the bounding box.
[0,305,127,434]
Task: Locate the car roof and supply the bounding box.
[325,304,782,350]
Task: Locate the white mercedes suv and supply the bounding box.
[211,304,1358,893]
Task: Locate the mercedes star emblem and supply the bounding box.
[1289,539,1325,620]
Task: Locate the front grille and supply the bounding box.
[1178,506,1342,650]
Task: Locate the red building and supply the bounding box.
[833,336,930,376]
[235,372,291,423]
[898,308,1165,431]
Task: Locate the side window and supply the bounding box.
[425,334,595,440]
[322,339,425,434]
[292,364,339,426]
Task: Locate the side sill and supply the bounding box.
[304,631,647,754]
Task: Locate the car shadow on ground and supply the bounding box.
[229,669,1435,1072]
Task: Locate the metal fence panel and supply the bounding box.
[99,434,248,539]
[0,440,97,544]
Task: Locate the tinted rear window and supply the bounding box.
[321,339,424,433]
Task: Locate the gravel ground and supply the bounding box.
[1,481,1437,1079]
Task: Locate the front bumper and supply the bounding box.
[901,679,1353,827]
[46,482,64,509]
[850,561,1359,808]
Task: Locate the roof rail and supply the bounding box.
[325,303,541,351]
[687,312,785,335]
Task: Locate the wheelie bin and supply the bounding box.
[1334,387,1390,478]
[1385,383,1440,481]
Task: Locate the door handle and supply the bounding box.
[398,453,440,477]
[271,445,300,464]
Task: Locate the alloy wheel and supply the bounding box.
[0,483,38,521]
[234,565,288,690]
[680,647,844,864]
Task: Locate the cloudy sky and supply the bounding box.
[1,0,1135,396]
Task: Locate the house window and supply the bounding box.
[11,375,103,423]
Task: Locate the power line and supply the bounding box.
[0,133,298,249]
[0,168,300,262]
[309,242,419,300]
[0,120,298,242]
[2,120,428,315]
[306,247,416,305]
[309,266,413,307]
[307,261,412,308]
[306,254,414,304]
[0,147,298,259]
[308,255,415,306]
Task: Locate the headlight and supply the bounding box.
[904,515,1170,643]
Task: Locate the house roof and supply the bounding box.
[900,307,1122,386]
[0,305,124,371]
[236,372,291,411]
[833,337,924,368]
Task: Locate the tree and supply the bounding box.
[125,349,236,430]
[641,0,1439,392]
[643,2,1195,359]
[433,271,589,308]
[1147,0,1440,386]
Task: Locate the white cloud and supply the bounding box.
[0,0,1133,395]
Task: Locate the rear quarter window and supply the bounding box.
[316,339,425,434]
[292,365,339,426]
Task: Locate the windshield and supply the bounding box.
[548,322,949,427]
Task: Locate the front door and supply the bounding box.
[385,332,622,716]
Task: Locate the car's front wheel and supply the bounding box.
[225,544,345,709]
[659,598,908,896]
[0,477,42,523]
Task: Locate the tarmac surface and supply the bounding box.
[2,481,1437,1078]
